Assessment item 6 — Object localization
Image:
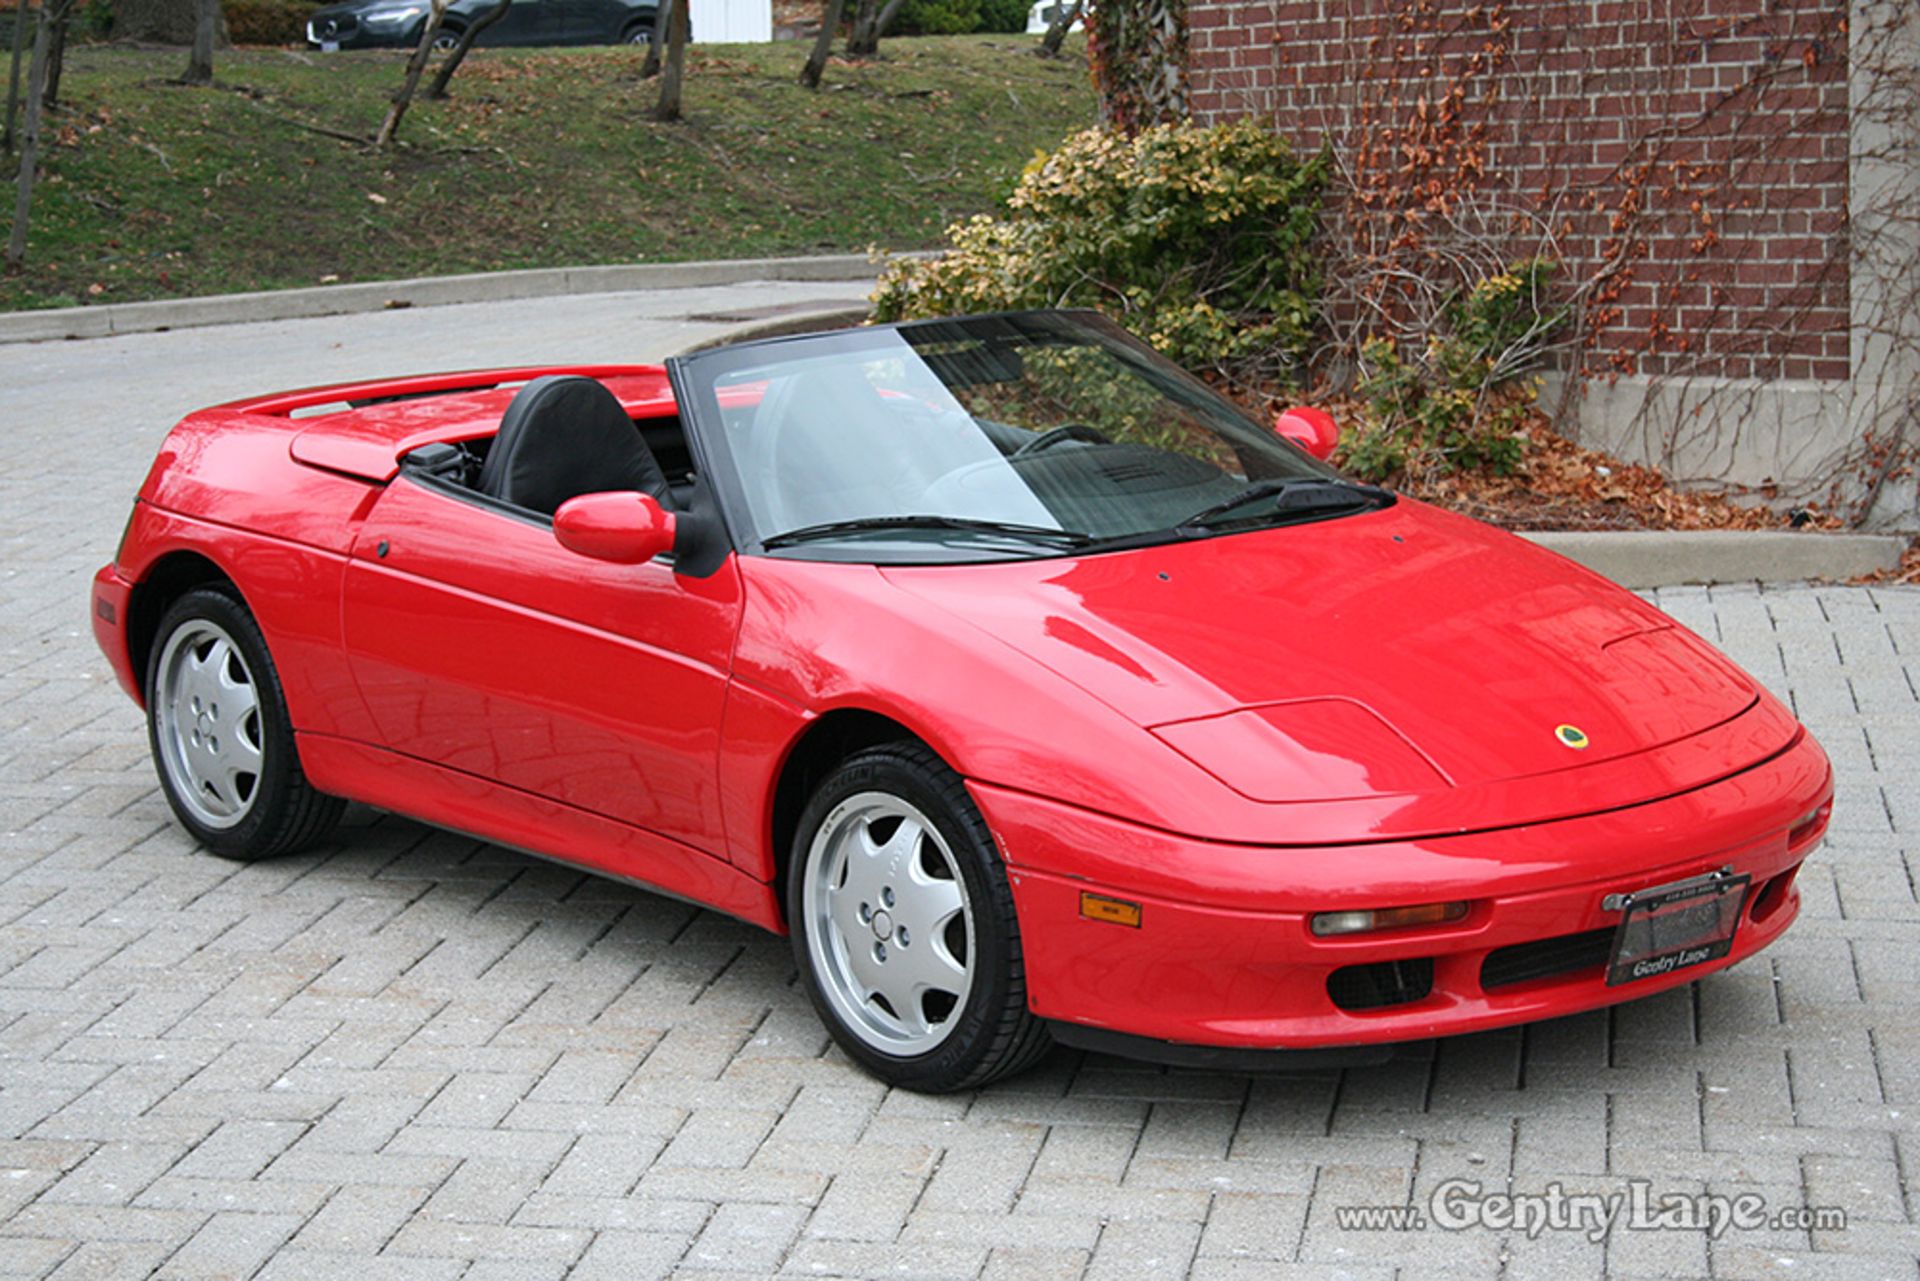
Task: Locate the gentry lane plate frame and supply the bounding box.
[1606,868,1753,986]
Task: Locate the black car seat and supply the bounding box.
[478,375,672,516]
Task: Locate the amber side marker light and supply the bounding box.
[1079,892,1143,928]
[1310,901,1469,937]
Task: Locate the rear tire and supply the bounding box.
[146,587,343,861]
[789,742,1051,1092]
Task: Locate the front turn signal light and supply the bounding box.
[1079,892,1142,928]
[1787,803,1831,851]
[1310,901,1469,937]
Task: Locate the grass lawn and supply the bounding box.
[1,34,1094,311]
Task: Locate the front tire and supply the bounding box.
[622,18,654,43]
[431,23,463,51]
[789,742,1050,1091]
[146,587,343,861]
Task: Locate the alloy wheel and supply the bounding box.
[152,619,264,830]
[802,792,976,1055]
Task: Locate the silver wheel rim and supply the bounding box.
[433,31,459,48]
[153,619,264,831]
[803,792,975,1055]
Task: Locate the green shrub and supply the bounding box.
[225,0,312,44]
[1342,259,1568,483]
[891,0,1026,35]
[79,0,115,39]
[873,120,1329,387]
[893,0,983,36]
[978,0,1032,33]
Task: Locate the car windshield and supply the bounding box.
[670,310,1386,562]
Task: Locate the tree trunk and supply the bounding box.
[8,0,74,266]
[39,0,64,108]
[1037,0,1080,57]
[372,0,447,148]
[871,0,905,41]
[638,0,663,77]
[798,0,844,88]
[425,0,508,99]
[651,0,686,121]
[845,0,876,56]
[1088,0,1188,134]
[180,0,217,85]
[5,0,30,155]
[112,0,200,42]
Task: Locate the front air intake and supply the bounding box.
[1327,958,1434,1011]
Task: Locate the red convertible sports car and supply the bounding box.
[92,310,1832,1091]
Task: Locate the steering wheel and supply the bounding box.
[1013,423,1111,458]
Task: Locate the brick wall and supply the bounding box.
[1187,1,1851,383]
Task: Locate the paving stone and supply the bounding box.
[565,1228,694,1281]
[382,1219,590,1265]
[1197,1190,1310,1260]
[1082,1217,1203,1281]
[804,1170,929,1242]
[682,1200,808,1272]
[979,1245,1094,1281]
[254,1254,462,1281]
[288,1184,431,1254]
[152,1210,304,1279]
[779,1238,987,1279]
[40,1242,173,1281]
[509,1192,708,1234]
[35,1142,185,1207]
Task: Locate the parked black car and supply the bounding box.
[306,0,664,51]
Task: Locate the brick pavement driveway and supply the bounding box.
[2,292,1917,1279]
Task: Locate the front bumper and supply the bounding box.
[975,726,1831,1052]
[307,18,417,49]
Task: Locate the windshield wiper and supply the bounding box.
[761,515,1093,551]
[1178,478,1390,531]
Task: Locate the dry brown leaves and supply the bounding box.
[1313,392,1842,534]
[1852,540,1920,586]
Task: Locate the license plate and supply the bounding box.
[1606,869,1751,986]
[321,40,340,51]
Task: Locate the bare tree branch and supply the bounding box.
[373,0,450,148]
[800,0,845,89]
[181,0,218,86]
[426,0,510,99]
[7,0,76,266]
[1037,0,1081,58]
[652,0,688,121]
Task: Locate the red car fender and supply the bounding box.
[107,504,375,742]
[721,556,1244,878]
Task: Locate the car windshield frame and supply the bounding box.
[666,309,1382,565]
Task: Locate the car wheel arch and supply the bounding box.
[768,708,961,920]
[126,551,240,703]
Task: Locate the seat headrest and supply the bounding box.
[477,375,671,516]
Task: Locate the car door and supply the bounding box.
[552,0,618,42]
[480,0,553,46]
[339,473,741,856]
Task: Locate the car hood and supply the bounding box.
[881,499,1766,807]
